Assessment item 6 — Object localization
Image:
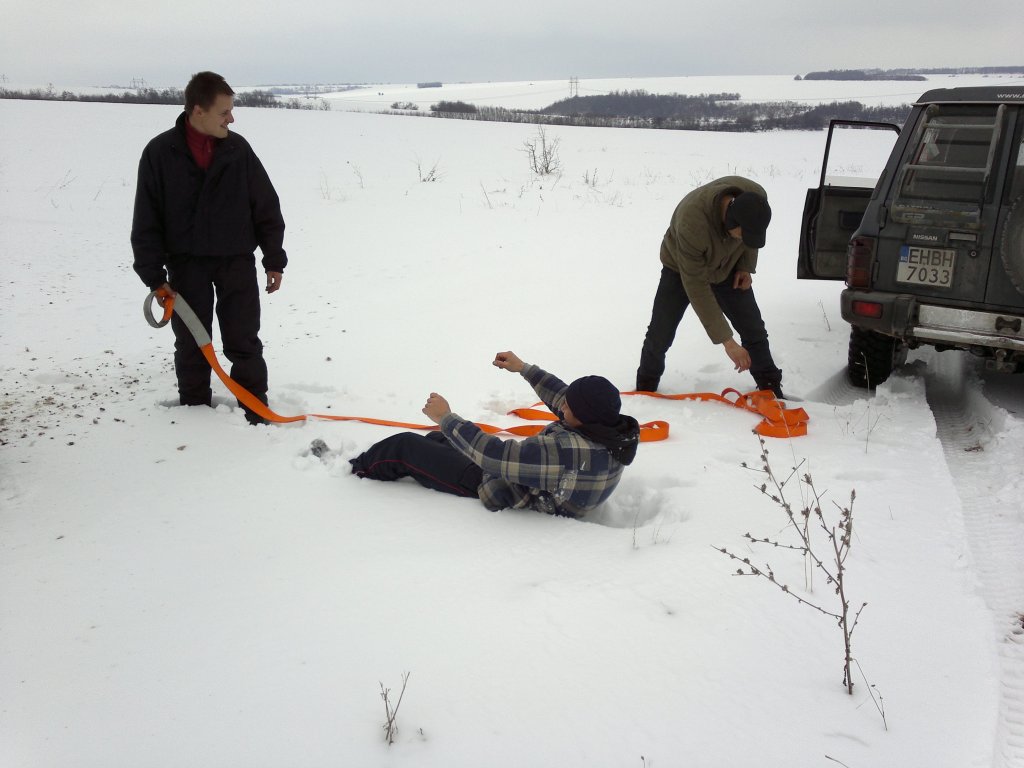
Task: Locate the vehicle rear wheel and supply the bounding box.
[1001,194,1024,296]
[846,325,907,388]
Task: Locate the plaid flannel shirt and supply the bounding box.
[439,364,626,517]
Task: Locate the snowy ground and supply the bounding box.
[2,74,1024,767]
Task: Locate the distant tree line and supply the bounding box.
[0,86,329,110]
[541,90,741,119]
[412,90,912,131]
[429,100,477,114]
[0,86,184,104]
[800,66,1024,80]
[801,70,926,81]
[902,65,1024,74]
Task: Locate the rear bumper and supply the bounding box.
[841,289,1024,352]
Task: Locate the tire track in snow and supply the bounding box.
[803,369,864,406]
[923,352,1024,768]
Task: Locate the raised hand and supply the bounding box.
[492,351,525,373]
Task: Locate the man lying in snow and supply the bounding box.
[341,351,640,518]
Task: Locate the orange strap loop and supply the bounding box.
[145,291,807,440]
[619,387,810,438]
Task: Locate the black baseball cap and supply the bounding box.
[725,192,772,249]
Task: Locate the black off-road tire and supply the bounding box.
[1000,194,1024,296]
[846,325,907,389]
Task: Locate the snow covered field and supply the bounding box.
[2,74,1024,767]
[319,72,1022,112]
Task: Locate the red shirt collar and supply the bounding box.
[184,117,215,170]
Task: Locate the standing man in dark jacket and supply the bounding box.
[340,351,641,518]
[131,71,287,424]
[635,175,783,397]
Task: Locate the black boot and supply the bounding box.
[635,375,660,392]
[756,380,785,399]
[349,454,368,476]
[244,408,270,426]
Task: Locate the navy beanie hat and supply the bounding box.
[565,376,621,426]
[725,192,772,249]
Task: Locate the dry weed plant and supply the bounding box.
[716,437,885,727]
[380,671,411,745]
[522,126,561,175]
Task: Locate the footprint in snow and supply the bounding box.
[587,476,690,529]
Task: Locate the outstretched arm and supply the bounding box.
[494,350,570,416]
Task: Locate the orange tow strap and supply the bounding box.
[508,385,809,439]
[144,291,808,440]
[621,388,808,438]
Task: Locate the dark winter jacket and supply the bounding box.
[440,364,640,517]
[131,112,287,290]
[660,175,766,344]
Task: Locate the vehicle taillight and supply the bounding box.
[851,300,884,319]
[846,236,875,288]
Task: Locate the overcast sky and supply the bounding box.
[3,0,1020,87]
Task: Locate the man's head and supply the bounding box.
[564,376,621,427]
[185,71,235,138]
[724,192,772,249]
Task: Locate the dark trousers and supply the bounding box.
[350,431,484,498]
[167,254,268,410]
[637,266,782,390]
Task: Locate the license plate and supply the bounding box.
[896,246,956,288]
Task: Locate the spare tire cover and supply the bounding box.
[1001,194,1024,296]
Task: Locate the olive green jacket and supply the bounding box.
[659,176,767,344]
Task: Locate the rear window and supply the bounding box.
[897,105,1003,204]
